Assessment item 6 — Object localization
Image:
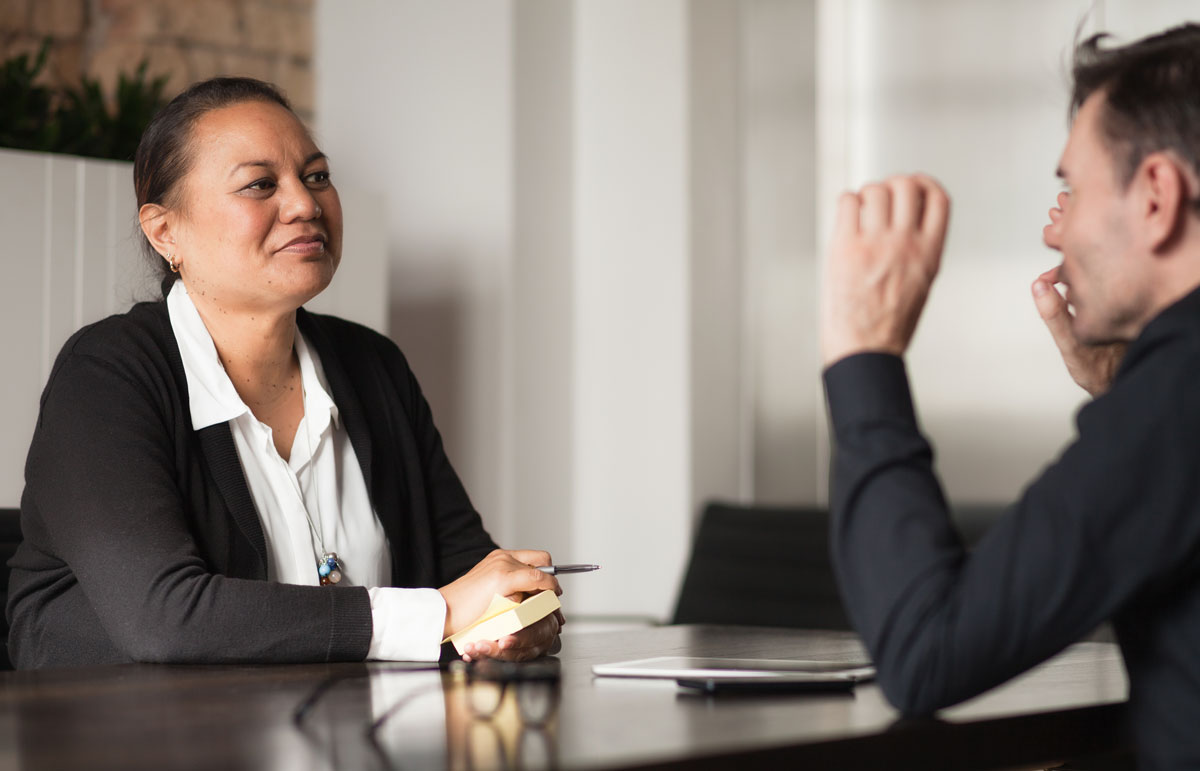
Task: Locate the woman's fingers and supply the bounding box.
[506,549,552,567]
[496,563,561,597]
[441,547,563,639]
[463,614,561,663]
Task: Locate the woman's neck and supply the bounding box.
[188,289,301,414]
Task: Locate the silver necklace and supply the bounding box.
[300,382,344,586]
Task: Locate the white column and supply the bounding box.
[511,0,576,554]
[512,0,748,618]
[743,0,820,504]
[690,0,747,512]
[569,0,693,617]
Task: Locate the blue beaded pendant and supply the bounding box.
[318,552,344,585]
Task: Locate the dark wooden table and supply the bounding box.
[0,625,1129,770]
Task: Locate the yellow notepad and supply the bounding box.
[443,589,561,654]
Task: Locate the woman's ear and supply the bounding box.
[138,203,175,263]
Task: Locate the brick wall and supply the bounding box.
[0,0,314,118]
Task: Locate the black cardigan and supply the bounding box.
[5,300,496,669]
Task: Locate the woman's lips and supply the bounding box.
[278,235,326,255]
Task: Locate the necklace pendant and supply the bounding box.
[317,552,344,585]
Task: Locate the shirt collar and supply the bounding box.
[295,324,341,433]
[167,281,340,432]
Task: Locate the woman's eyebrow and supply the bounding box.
[229,152,327,177]
[229,159,273,177]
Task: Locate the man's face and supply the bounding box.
[1049,92,1151,345]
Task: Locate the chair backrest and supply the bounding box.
[671,502,852,629]
[0,507,21,670]
[671,501,1007,630]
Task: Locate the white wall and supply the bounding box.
[316,0,749,618]
[314,1,1199,619]
[816,0,1098,503]
[0,150,145,507]
[815,0,1198,503]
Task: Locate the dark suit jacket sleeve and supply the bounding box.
[823,351,1200,714]
[17,345,373,666]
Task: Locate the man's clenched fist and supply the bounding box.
[821,175,951,366]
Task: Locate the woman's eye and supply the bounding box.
[245,179,276,192]
[305,170,332,186]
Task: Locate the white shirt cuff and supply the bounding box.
[366,587,447,661]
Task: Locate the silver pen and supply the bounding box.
[536,564,600,575]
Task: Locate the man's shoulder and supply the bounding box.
[1090,302,1200,429]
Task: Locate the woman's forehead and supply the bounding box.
[189,101,319,170]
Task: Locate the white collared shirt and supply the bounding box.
[167,281,446,660]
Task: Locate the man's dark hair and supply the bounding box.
[1071,23,1200,196]
[132,77,294,287]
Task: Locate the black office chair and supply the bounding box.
[671,501,1008,630]
[671,502,853,629]
[0,507,21,670]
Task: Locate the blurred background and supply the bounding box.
[1,0,1195,620]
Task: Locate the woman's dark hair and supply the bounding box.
[133,77,294,286]
[1071,23,1200,201]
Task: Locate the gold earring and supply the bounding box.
[166,252,179,273]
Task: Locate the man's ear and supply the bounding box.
[138,203,175,263]
[1137,152,1194,253]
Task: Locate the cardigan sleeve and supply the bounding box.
[12,339,374,667]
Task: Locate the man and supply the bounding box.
[821,24,1200,770]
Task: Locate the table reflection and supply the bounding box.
[444,659,561,771]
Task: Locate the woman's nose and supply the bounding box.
[279,181,322,222]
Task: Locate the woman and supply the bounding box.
[5,77,561,668]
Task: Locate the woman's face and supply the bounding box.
[167,99,343,316]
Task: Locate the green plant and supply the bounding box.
[0,39,169,161]
[0,40,57,152]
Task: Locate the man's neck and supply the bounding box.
[1154,224,1200,300]
[1126,235,1200,341]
